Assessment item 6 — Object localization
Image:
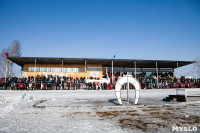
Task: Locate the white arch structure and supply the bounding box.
[115,75,141,105]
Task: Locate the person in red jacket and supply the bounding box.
[109,83,113,90]
[18,83,24,90]
[176,82,180,88]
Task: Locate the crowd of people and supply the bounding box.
[109,72,200,89]
[133,72,199,89]
[0,75,109,90]
[0,72,199,90]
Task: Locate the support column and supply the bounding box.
[112,60,113,83]
[156,61,159,89]
[8,60,11,80]
[34,58,36,83]
[177,62,179,81]
[134,61,136,79]
[62,59,63,72]
[106,67,108,77]
[194,63,197,82]
[85,60,87,82]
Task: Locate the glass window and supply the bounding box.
[78,68,83,72]
[62,68,66,72]
[55,68,61,72]
[63,68,70,72]
[73,68,78,72]
[47,67,51,72]
[51,67,55,72]
[40,67,51,72]
[40,67,47,72]
[62,68,82,72]
[28,67,83,72]
[88,67,102,71]
[51,67,61,72]
[28,67,34,72]
[68,68,73,72]
[36,67,39,72]
[28,67,39,72]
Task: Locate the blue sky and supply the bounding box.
[0,0,200,77]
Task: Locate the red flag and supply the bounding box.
[5,53,9,56]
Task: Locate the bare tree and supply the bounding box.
[0,40,21,78]
[8,40,21,77]
[0,49,7,77]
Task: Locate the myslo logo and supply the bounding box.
[172,126,197,132]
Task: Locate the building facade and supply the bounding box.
[7,57,194,79]
[23,63,104,78]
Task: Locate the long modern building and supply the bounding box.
[7,57,195,79]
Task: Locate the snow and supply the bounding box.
[0,93,36,113]
[0,89,200,132]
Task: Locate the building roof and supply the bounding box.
[7,57,195,68]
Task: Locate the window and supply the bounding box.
[40,67,47,72]
[39,67,51,72]
[28,67,39,72]
[62,68,82,72]
[51,67,55,72]
[87,67,102,71]
[63,68,72,72]
[78,68,83,72]
[73,68,79,72]
[28,67,34,72]
[51,67,61,72]
[55,68,61,72]
[47,67,51,72]
[28,67,82,72]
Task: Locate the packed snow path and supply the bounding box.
[0,90,200,132]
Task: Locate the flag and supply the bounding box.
[113,55,115,59]
[5,53,9,56]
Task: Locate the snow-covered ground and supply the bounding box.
[0,89,200,132]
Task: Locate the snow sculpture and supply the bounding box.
[115,75,141,105]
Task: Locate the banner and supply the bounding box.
[90,72,99,77]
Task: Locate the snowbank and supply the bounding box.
[0,93,36,113]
